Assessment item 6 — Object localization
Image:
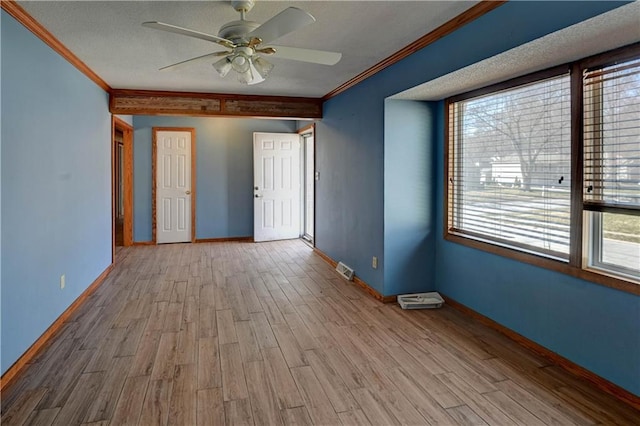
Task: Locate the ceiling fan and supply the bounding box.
[143,0,342,85]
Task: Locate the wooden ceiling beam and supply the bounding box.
[109,89,322,120]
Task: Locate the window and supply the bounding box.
[446,44,640,291]
[448,72,571,259]
[583,58,640,280]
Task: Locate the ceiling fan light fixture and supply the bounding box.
[237,67,254,84]
[252,56,274,78]
[248,62,266,85]
[213,57,232,77]
[231,52,251,74]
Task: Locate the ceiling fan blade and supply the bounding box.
[159,51,230,71]
[247,7,315,45]
[143,21,235,48]
[268,45,342,66]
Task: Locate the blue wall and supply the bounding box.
[319,1,638,395]
[132,116,296,242]
[383,100,436,295]
[316,89,386,291]
[1,12,112,374]
[115,114,133,126]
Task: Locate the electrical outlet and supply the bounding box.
[372,256,378,269]
[314,171,320,181]
[60,274,65,289]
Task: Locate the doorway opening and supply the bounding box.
[300,125,315,245]
[114,129,124,247]
[111,116,133,261]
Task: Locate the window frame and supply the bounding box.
[588,212,640,281]
[444,42,640,296]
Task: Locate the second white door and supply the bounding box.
[156,130,192,244]
[254,132,301,242]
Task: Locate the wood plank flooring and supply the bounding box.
[2,240,638,425]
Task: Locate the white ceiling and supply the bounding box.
[17,0,481,97]
[393,1,640,101]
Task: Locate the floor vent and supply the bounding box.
[398,292,444,309]
[336,261,354,281]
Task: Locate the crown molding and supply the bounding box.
[1,0,111,92]
[322,0,507,101]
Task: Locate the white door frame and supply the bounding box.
[299,124,315,245]
[152,127,196,244]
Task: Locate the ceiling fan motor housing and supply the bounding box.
[218,20,260,43]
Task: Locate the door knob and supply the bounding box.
[185,190,191,195]
[255,194,262,198]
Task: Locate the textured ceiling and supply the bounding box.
[17,0,480,97]
[393,2,640,101]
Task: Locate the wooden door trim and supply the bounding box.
[112,116,134,262]
[152,127,197,244]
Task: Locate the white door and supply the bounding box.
[254,132,301,242]
[156,130,192,244]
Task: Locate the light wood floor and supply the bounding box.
[2,240,638,425]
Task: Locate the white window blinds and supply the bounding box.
[583,58,640,212]
[448,73,572,258]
